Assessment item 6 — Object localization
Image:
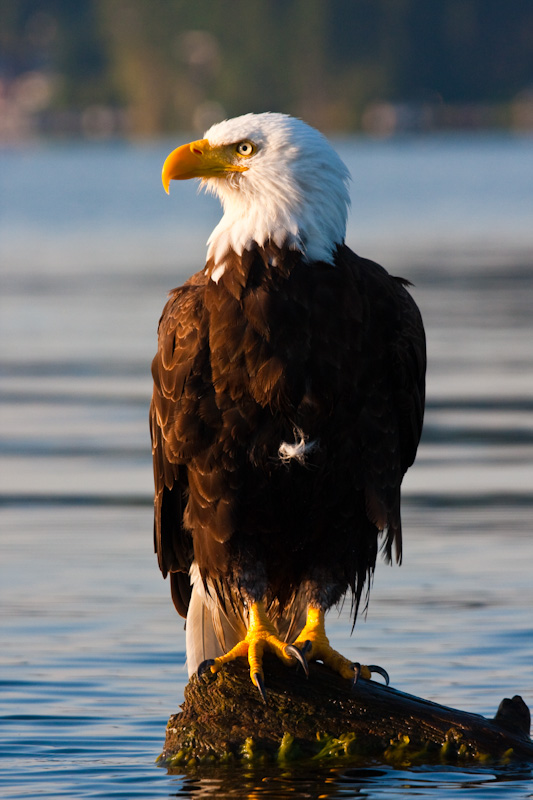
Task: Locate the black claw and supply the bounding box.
[253,672,267,703]
[301,640,313,656]
[351,662,361,689]
[197,658,215,678]
[367,665,390,686]
[285,644,309,677]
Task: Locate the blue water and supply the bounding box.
[1,134,533,798]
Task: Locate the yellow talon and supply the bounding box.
[292,607,374,682]
[209,601,297,691]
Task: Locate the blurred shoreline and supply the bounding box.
[2,98,533,146]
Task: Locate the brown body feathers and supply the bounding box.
[150,243,426,621]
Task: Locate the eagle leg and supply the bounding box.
[205,600,306,700]
[291,607,389,686]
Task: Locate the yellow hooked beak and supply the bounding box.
[161,138,249,193]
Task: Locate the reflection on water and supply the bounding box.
[1,136,532,798]
[166,762,533,798]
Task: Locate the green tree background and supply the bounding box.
[1,0,532,136]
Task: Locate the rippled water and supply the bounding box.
[1,135,532,798]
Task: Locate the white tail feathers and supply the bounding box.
[185,563,246,676]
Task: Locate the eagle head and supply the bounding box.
[162,112,350,272]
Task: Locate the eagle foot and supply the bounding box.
[203,601,308,701]
[291,607,390,687]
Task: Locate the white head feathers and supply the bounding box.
[201,112,351,274]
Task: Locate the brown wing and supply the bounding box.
[150,271,211,616]
[390,276,426,477]
[342,248,426,565]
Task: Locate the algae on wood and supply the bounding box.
[160,655,533,768]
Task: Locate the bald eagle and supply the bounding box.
[151,112,425,699]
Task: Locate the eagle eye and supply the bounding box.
[235,140,256,158]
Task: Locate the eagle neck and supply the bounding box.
[204,184,344,281]
[204,244,301,297]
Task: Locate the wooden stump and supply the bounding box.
[159,656,533,769]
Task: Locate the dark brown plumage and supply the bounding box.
[151,242,426,627]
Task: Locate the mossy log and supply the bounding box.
[160,655,533,769]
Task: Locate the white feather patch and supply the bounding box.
[210,263,226,283]
[278,427,317,465]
